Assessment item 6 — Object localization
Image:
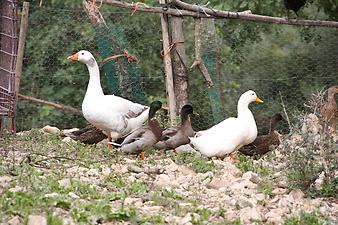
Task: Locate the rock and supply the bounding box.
[165,216,181,224]
[242,171,261,184]
[62,137,76,143]
[207,178,228,189]
[179,166,196,176]
[58,178,71,189]
[239,207,264,223]
[271,188,287,195]
[179,213,200,225]
[278,197,292,208]
[140,205,163,214]
[276,180,288,188]
[27,215,47,225]
[0,176,12,187]
[101,166,111,176]
[165,161,180,173]
[154,174,177,188]
[314,172,325,190]
[68,192,80,199]
[230,178,257,195]
[175,144,200,155]
[86,168,99,176]
[289,189,304,201]
[41,125,60,135]
[236,196,255,209]
[9,186,23,193]
[7,216,20,225]
[255,193,266,201]
[111,164,128,174]
[124,197,143,207]
[265,207,289,223]
[44,193,60,198]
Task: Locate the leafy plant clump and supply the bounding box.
[279,109,337,197]
[283,211,329,225]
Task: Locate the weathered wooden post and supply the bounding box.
[159,0,177,125]
[170,15,189,112]
[15,2,29,99]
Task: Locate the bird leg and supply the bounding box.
[227,153,237,162]
[107,135,113,149]
[139,151,145,160]
[173,148,178,155]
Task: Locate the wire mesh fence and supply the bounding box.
[17,3,338,135]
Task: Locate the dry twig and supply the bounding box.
[190,18,213,88]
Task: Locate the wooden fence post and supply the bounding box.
[170,16,189,112]
[15,1,29,99]
[159,0,177,125]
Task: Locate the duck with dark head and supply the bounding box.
[154,104,196,152]
[119,101,163,159]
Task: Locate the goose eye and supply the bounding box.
[81,52,84,55]
[252,93,254,95]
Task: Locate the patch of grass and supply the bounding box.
[46,211,63,225]
[236,155,272,177]
[193,208,212,224]
[236,155,255,173]
[138,214,166,224]
[308,177,338,198]
[283,211,329,225]
[100,173,126,190]
[258,180,273,196]
[172,152,217,173]
[129,180,148,195]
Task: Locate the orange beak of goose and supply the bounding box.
[67,53,78,61]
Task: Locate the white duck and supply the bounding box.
[67,50,149,147]
[189,90,263,160]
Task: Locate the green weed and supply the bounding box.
[172,152,217,173]
[283,211,328,225]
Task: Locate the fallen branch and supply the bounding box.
[18,94,82,116]
[100,0,338,28]
[190,18,213,88]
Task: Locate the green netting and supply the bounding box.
[95,24,147,104]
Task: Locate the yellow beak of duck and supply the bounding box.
[255,97,264,103]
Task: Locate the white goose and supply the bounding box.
[67,50,149,147]
[189,90,263,160]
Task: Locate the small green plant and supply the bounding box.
[283,211,328,225]
[258,180,273,196]
[236,154,272,177]
[172,152,217,173]
[46,211,63,225]
[129,180,148,195]
[236,155,255,173]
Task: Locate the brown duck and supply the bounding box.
[321,85,338,130]
[239,113,284,158]
[119,101,163,159]
[154,104,195,151]
[62,124,107,144]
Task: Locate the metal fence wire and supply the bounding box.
[17,4,338,135]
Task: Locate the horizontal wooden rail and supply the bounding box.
[101,0,338,28]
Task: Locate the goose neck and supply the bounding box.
[86,61,104,96]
